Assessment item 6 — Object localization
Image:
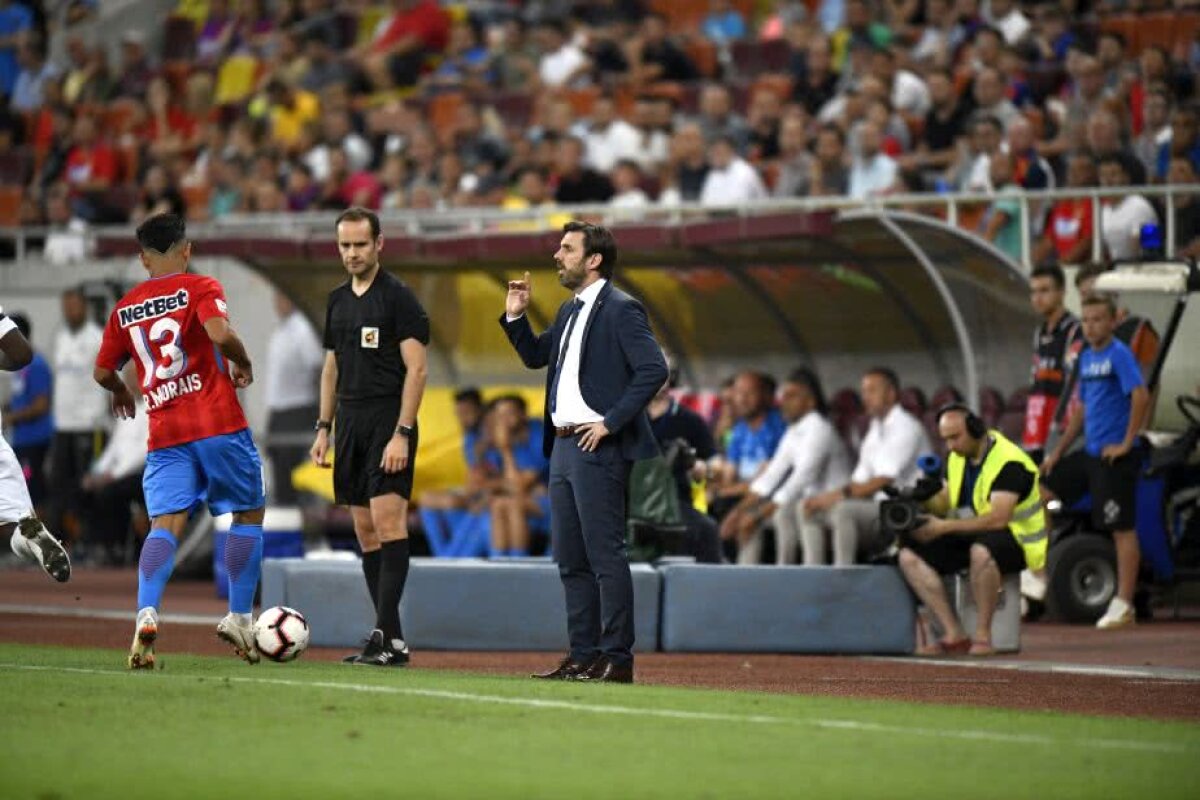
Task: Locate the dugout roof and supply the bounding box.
[96,209,1036,400]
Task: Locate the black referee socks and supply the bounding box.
[361,548,382,610]
[375,539,411,644]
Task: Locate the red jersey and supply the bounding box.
[95,272,248,451]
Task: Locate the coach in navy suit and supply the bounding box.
[500,221,667,684]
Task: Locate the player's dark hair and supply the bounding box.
[865,366,901,394]
[495,393,528,415]
[454,387,483,407]
[9,312,30,339]
[336,206,381,240]
[562,220,618,280]
[787,367,828,415]
[1030,264,1066,290]
[1074,263,1109,289]
[136,213,187,254]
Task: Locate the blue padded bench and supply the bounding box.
[659,564,916,654]
[261,557,662,652]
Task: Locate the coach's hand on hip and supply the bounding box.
[576,421,609,452]
[381,435,409,473]
[507,271,531,317]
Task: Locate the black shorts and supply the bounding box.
[334,400,418,506]
[909,529,1027,576]
[1044,449,1139,531]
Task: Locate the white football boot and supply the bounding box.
[128,607,158,670]
[12,515,71,583]
[216,613,260,664]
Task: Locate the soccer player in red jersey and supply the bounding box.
[93,214,266,669]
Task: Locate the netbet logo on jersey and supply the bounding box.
[118,289,189,328]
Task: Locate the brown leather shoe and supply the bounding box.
[531,655,595,680]
[576,656,634,684]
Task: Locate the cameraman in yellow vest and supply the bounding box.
[899,404,1048,656]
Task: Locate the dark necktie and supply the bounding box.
[549,298,584,415]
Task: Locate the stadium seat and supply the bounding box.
[0,185,21,226]
[102,101,140,139]
[899,386,928,418]
[181,184,211,221]
[428,93,465,136]
[930,384,963,410]
[162,15,197,60]
[978,385,1006,427]
[0,151,30,185]
[998,411,1024,442]
[1006,386,1030,413]
[566,86,602,117]
[731,39,790,77]
[685,39,719,79]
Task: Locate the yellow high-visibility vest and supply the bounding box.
[946,431,1048,571]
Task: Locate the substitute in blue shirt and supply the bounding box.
[3,313,53,508]
[483,395,550,557]
[1043,293,1150,630]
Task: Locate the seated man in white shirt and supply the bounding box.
[719,369,852,564]
[80,391,149,565]
[699,136,767,207]
[801,367,931,565]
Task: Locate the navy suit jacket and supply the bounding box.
[499,281,668,460]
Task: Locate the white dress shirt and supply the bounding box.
[53,321,109,433]
[550,279,606,427]
[90,404,149,479]
[584,119,643,173]
[851,404,931,498]
[1101,195,1159,261]
[750,411,853,506]
[266,310,324,412]
[848,154,899,199]
[699,157,768,207]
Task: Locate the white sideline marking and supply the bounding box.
[868,656,1200,683]
[0,663,1190,755]
[0,604,218,626]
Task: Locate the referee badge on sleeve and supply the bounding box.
[361,327,380,349]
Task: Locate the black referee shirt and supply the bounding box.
[323,269,430,403]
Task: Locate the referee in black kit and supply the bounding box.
[310,207,430,667]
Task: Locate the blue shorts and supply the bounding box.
[143,429,266,518]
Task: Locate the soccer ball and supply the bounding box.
[254,606,310,663]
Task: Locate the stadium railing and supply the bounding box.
[1,184,1193,270]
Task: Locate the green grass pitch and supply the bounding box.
[0,643,1197,799]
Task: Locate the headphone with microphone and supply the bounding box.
[936,402,987,439]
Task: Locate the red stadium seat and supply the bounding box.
[899,386,928,418]
[930,385,963,410]
[685,39,718,79]
[181,184,211,221]
[0,185,21,226]
[0,151,30,185]
[162,16,197,61]
[978,386,1006,427]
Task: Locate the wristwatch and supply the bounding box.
[395,424,415,438]
[314,420,332,432]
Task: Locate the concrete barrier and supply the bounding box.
[659,565,916,654]
[264,557,661,652]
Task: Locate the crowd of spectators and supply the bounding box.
[2,0,1200,263]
